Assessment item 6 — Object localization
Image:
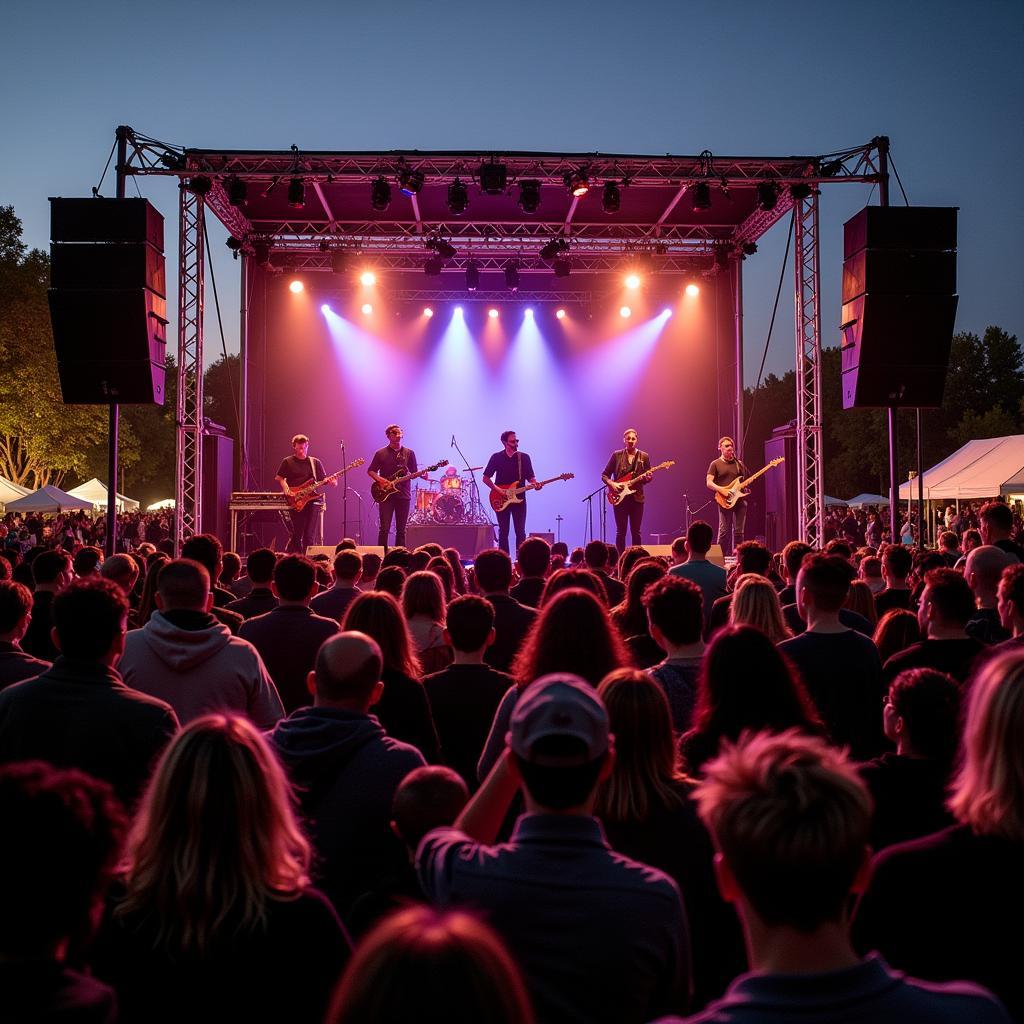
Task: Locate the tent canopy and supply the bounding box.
[847,493,890,508]
[146,498,175,511]
[67,478,140,512]
[4,485,95,513]
[898,436,1024,501]
[0,476,31,507]
[824,495,849,508]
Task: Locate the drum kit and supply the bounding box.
[409,465,492,525]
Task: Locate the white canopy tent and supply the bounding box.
[146,498,175,511]
[4,485,95,513]
[846,493,890,508]
[824,495,849,508]
[897,436,1024,501]
[66,478,140,512]
[0,476,31,508]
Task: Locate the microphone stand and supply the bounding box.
[582,483,606,544]
[340,440,349,541]
[451,433,496,535]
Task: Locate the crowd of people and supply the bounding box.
[0,501,1022,1022]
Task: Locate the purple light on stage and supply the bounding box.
[423,307,434,318]
[488,308,499,319]
[321,303,330,314]
[556,308,567,320]
[454,305,464,315]
[525,307,535,316]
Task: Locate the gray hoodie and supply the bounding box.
[119,609,284,728]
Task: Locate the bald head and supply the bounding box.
[313,631,383,708]
[965,544,1018,603]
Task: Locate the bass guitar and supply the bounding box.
[489,473,574,514]
[371,459,449,504]
[286,458,366,512]
[606,460,676,506]
[714,457,784,510]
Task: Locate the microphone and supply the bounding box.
[339,439,345,448]
[451,434,455,448]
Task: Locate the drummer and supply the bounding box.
[441,466,462,490]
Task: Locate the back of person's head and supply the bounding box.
[361,551,382,579]
[922,567,975,628]
[873,608,922,663]
[246,547,277,585]
[0,554,11,581]
[52,577,128,661]
[473,548,513,593]
[408,550,431,573]
[965,544,1016,594]
[180,533,223,577]
[844,580,877,625]
[380,546,411,571]
[939,531,959,552]
[860,555,882,581]
[442,549,468,595]
[510,673,610,810]
[330,550,362,582]
[100,553,138,592]
[540,567,606,607]
[444,594,495,653]
[914,551,947,581]
[220,551,242,583]
[583,539,609,570]
[948,650,1024,842]
[782,541,813,583]
[962,528,981,551]
[887,668,960,763]
[882,543,913,581]
[595,669,682,824]
[273,553,317,602]
[119,714,311,953]
[617,546,651,582]
[568,546,585,566]
[374,564,406,599]
[0,579,32,635]
[686,520,714,556]
[516,536,551,578]
[72,546,103,578]
[551,541,569,559]
[643,574,703,646]
[343,590,420,677]
[735,540,771,577]
[313,631,383,707]
[999,562,1024,620]
[328,906,533,1024]
[0,762,126,958]
[621,559,666,613]
[32,549,71,587]
[156,559,210,612]
[391,766,469,851]
[335,538,358,552]
[402,570,446,623]
[425,557,455,601]
[671,536,687,560]
[730,575,790,642]
[979,500,1013,538]
[824,539,853,561]
[798,553,855,613]
[694,729,872,931]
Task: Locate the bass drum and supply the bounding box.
[433,492,464,525]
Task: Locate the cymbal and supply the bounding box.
[465,466,484,472]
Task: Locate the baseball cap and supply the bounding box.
[509,673,610,765]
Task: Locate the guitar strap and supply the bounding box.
[516,451,522,487]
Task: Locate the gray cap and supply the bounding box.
[509,673,609,764]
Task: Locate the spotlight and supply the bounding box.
[602,181,621,213]
[691,181,712,210]
[624,273,641,290]
[685,282,700,297]
[552,257,571,278]
[361,303,373,315]
[226,177,248,207]
[662,308,673,317]
[478,161,507,195]
[321,304,330,313]
[289,279,304,294]
[185,176,212,196]
[756,181,778,211]
[565,168,590,198]
[429,237,458,260]
[398,168,424,196]
[555,308,567,320]
[359,271,377,287]
[288,177,306,208]
[371,177,391,211]
[619,305,632,318]
[488,308,499,319]
[741,242,758,256]
[423,307,434,318]
[504,263,520,292]
[331,250,348,274]
[454,305,464,314]
[790,182,812,201]
[525,307,535,316]
[424,256,445,276]
[225,236,243,252]
[518,180,541,213]
[539,237,566,262]
[447,178,469,215]
[466,262,480,291]
[252,239,272,266]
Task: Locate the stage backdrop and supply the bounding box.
[245,268,738,550]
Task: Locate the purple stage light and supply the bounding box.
[321,303,330,314]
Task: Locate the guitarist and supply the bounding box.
[602,428,652,554]
[706,436,749,557]
[483,430,542,555]
[367,424,417,550]
[275,434,337,553]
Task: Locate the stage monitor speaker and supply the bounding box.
[764,424,799,550]
[202,433,235,546]
[406,524,495,559]
[528,532,555,545]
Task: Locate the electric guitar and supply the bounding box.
[714,457,784,509]
[489,473,574,513]
[606,460,676,506]
[371,459,449,504]
[286,458,366,512]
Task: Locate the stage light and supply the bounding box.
[525,307,535,316]
[361,303,373,315]
[429,237,458,260]
[321,303,330,314]
[371,177,391,210]
[662,308,672,317]
[424,256,445,276]
[565,168,590,198]
[685,282,700,297]
[360,271,377,287]
[715,246,730,270]
[602,181,621,213]
[552,257,571,278]
[398,168,424,196]
[447,178,469,215]
[518,180,541,213]
[756,181,778,211]
[185,176,212,196]
[691,182,712,210]
[741,242,758,256]
[252,239,272,266]
[466,262,480,291]
[539,237,564,262]
[624,273,641,290]
[619,305,632,318]
[478,161,507,195]
[790,182,812,201]
[504,263,520,292]
[454,305,464,315]
[288,177,306,208]
[555,308,567,320]
[289,279,304,294]
[488,308,499,319]
[331,250,348,274]
[227,177,248,207]
[225,236,243,253]
[423,307,434,318]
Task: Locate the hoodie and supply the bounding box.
[270,707,425,914]
[119,610,284,728]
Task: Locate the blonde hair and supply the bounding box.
[118,715,311,953]
[948,651,1024,841]
[730,575,791,644]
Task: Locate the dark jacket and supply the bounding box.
[21,590,58,661]
[0,640,50,692]
[376,666,441,762]
[858,753,956,850]
[225,585,279,621]
[310,585,362,623]
[482,593,536,673]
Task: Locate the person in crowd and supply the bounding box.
[874,543,915,616]
[612,558,668,667]
[954,527,982,570]
[995,562,1024,650]
[136,551,170,625]
[663,729,1010,1024]
[309,549,363,622]
[180,534,244,634]
[779,554,885,759]
[938,530,961,567]
[343,591,439,760]
[706,541,772,637]
[328,905,533,1024]
[374,563,406,599]
[618,545,653,585]
[21,548,73,661]
[239,554,339,713]
[843,579,877,627]
[539,566,607,606]
[93,714,349,1022]
[854,649,1024,1020]
[646,575,705,733]
[728,574,791,644]
[963,544,1015,644]
[73,546,103,579]
[0,578,178,808]
[0,762,126,1022]
[226,547,279,620]
[423,595,514,790]
[119,559,283,728]
[418,673,691,1024]
[584,539,626,606]
[873,607,922,665]
[859,554,885,595]
[679,625,822,777]
[883,568,986,686]
[402,570,452,674]
[442,548,467,595]
[777,540,812,606]
[360,550,382,589]
[0,579,50,689]
[218,550,244,597]
[978,499,1024,561]
[859,668,959,850]
[269,631,425,916]
[474,548,537,673]
[100,552,140,608]
[595,669,744,1010]
[510,536,550,608]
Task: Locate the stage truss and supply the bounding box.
[114,129,888,550]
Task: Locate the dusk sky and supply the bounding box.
[3,0,1022,386]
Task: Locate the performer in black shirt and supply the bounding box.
[367,424,418,550]
[483,430,540,555]
[706,435,748,557]
[275,434,336,553]
[602,428,653,555]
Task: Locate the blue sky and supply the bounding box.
[3,0,1021,383]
